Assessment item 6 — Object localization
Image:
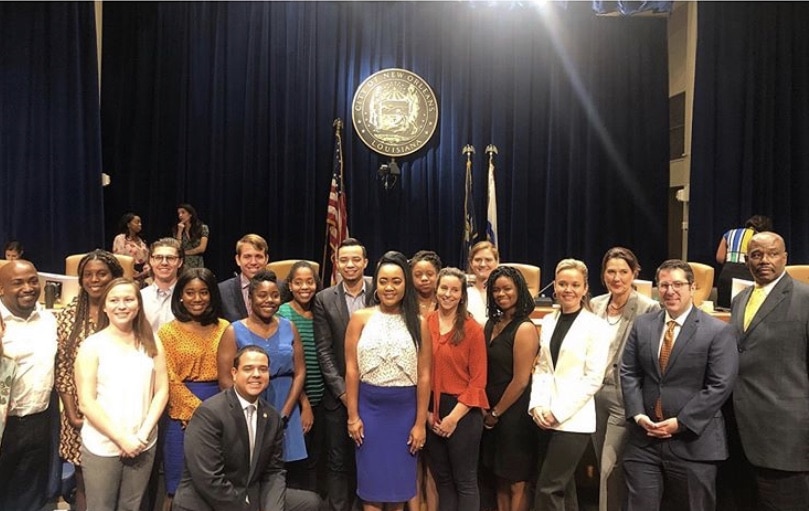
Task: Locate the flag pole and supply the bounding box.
[461,144,476,267]
[485,144,499,246]
[322,118,344,284]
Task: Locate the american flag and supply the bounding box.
[460,147,477,265]
[326,119,348,285]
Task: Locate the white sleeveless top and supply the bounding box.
[357,310,418,387]
[80,331,157,456]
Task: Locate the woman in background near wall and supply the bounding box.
[529,259,610,511]
[714,214,771,309]
[55,250,123,511]
[466,242,500,326]
[480,266,539,511]
[75,278,169,511]
[112,212,151,287]
[174,203,209,269]
[589,248,660,511]
[425,267,488,511]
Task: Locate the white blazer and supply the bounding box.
[529,308,610,433]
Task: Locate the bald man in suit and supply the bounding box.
[726,232,809,511]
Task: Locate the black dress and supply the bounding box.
[480,317,538,482]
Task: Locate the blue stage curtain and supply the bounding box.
[0,2,103,273]
[690,1,809,268]
[101,1,668,291]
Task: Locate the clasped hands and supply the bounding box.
[636,414,679,438]
[427,412,458,439]
[530,407,559,429]
[119,432,150,458]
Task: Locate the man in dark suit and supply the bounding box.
[219,234,269,322]
[313,237,373,511]
[173,345,319,511]
[621,259,738,511]
[726,232,809,510]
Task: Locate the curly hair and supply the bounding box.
[66,250,125,354]
[485,265,534,322]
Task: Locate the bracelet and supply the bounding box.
[347,418,361,426]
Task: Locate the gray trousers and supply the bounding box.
[82,445,156,511]
[593,382,629,511]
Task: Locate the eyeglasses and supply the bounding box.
[658,281,689,292]
[150,255,180,263]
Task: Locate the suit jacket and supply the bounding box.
[730,274,809,471]
[312,277,373,410]
[172,388,286,511]
[219,276,248,323]
[621,307,738,461]
[591,291,661,391]
[529,309,611,433]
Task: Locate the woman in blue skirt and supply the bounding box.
[345,251,432,511]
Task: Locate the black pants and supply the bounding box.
[425,394,484,511]
[323,396,359,511]
[534,430,590,511]
[288,402,327,493]
[0,409,52,511]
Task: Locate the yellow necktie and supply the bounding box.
[743,286,765,331]
[654,320,677,420]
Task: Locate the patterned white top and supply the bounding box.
[357,309,418,387]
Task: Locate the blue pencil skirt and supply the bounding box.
[356,382,418,503]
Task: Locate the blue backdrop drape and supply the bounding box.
[0,2,103,273]
[690,1,809,269]
[101,1,669,291]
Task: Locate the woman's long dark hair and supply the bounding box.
[371,251,422,348]
[65,250,124,354]
[485,266,535,322]
[177,203,204,241]
[171,267,223,325]
[437,267,469,346]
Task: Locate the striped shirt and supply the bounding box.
[278,302,325,406]
[723,227,755,263]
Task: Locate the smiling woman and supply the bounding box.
[159,268,228,502]
[74,278,169,511]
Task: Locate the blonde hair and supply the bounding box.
[554,258,591,311]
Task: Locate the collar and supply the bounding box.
[665,303,693,326]
[0,298,43,322]
[152,280,176,295]
[757,270,786,295]
[234,388,260,410]
[240,273,250,290]
[342,279,367,297]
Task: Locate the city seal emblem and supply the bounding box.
[352,68,438,157]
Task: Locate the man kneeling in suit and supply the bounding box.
[173,345,320,511]
[621,259,738,511]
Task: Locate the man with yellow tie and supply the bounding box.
[727,232,809,511]
[620,259,738,511]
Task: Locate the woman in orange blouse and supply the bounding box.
[425,267,488,511]
[159,267,228,504]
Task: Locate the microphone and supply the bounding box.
[534,280,555,307]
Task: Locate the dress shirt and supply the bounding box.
[234,390,259,453]
[657,304,692,358]
[240,274,251,312]
[343,281,367,315]
[0,300,57,416]
[142,282,176,335]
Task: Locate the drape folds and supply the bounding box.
[0,2,102,273]
[690,2,809,267]
[101,1,669,288]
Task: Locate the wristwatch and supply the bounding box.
[490,408,500,419]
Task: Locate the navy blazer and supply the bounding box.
[621,307,738,461]
[730,275,809,471]
[172,388,286,511]
[219,276,248,323]
[312,277,373,410]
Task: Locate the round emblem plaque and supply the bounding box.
[352,68,439,157]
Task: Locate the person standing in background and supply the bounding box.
[174,203,209,269]
[112,212,151,287]
[714,215,771,309]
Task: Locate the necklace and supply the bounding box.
[606,314,622,326]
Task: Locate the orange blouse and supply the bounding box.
[427,312,489,413]
[159,318,229,424]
